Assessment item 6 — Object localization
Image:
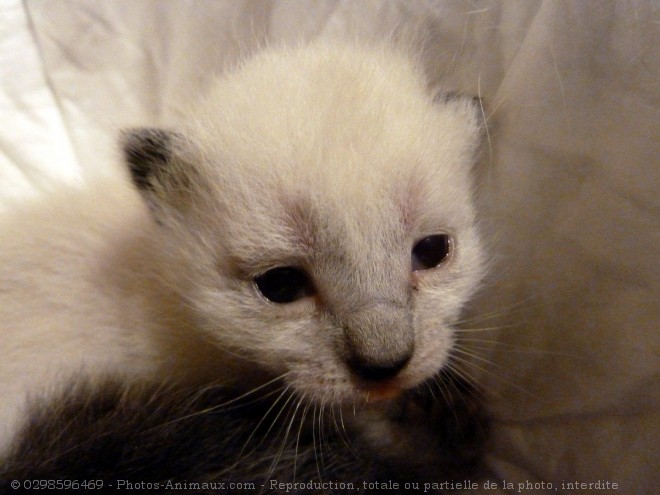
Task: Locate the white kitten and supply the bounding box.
[0,42,485,452]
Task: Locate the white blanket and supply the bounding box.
[1,1,657,492]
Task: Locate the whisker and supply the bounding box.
[267,393,306,481]
[451,346,501,369]
[331,404,357,457]
[293,394,310,481]
[454,324,517,334]
[317,400,328,479]
[456,338,580,359]
[476,74,493,174]
[448,354,538,399]
[454,296,540,326]
[425,377,463,425]
[237,384,294,460]
[443,361,486,394]
[143,372,291,434]
[312,403,322,482]
[438,365,484,405]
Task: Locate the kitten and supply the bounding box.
[0,41,486,475]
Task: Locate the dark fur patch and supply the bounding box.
[1,375,489,493]
[121,128,180,191]
[0,380,381,493]
[434,90,482,107]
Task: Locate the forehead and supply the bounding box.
[195,115,476,265]
[188,45,478,260]
[190,44,469,181]
[191,46,476,182]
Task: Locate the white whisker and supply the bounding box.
[456,338,579,359]
[267,393,306,481]
[293,394,310,481]
[146,372,290,433]
[448,354,537,399]
[237,384,293,460]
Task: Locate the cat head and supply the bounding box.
[122,43,485,404]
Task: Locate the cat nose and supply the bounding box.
[338,299,414,382]
[348,353,412,381]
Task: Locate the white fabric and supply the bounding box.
[1,1,657,492]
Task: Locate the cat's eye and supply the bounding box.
[254,266,314,304]
[411,234,452,271]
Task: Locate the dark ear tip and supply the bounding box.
[121,128,178,190]
[434,90,484,108]
[434,91,486,130]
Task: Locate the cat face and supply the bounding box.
[123,43,485,404]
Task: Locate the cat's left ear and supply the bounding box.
[121,128,199,218]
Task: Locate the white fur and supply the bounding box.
[0,42,484,451]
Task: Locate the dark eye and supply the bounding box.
[411,234,452,271]
[254,267,314,304]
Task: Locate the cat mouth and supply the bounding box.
[364,386,402,402]
[360,381,405,403]
[350,365,424,403]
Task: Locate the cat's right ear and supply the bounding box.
[121,128,182,191]
[121,128,199,218]
[434,91,485,129]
